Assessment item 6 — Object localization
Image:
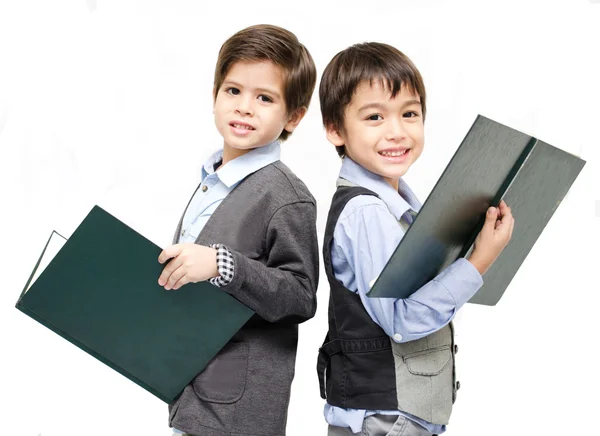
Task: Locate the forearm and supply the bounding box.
[221,249,317,324]
[219,201,319,324]
[360,259,483,342]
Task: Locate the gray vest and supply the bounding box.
[321,178,459,425]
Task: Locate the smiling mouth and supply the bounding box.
[230,122,255,130]
[379,149,409,157]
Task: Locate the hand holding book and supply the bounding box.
[158,243,219,290]
[468,200,515,275]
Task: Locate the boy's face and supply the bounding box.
[327,81,425,189]
[214,60,303,159]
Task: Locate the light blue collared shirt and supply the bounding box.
[324,157,484,434]
[172,140,281,433]
[178,141,281,244]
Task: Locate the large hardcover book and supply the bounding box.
[367,115,585,305]
[16,205,254,402]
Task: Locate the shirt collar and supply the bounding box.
[339,156,418,220]
[202,140,281,188]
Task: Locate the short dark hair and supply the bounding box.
[214,24,316,141]
[319,42,427,156]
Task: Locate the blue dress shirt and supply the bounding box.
[178,141,281,244]
[324,157,484,434]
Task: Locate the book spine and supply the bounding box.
[458,136,538,259]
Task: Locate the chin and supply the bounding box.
[224,136,256,150]
[380,164,410,177]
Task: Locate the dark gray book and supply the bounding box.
[16,206,254,402]
[367,115,585,305]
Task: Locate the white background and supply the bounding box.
[1,0,599,435]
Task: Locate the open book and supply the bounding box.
[367,115,585,305]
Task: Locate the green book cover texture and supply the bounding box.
[16,206,254,403]
[367,115,585,305]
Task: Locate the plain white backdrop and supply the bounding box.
[1,0,599,435]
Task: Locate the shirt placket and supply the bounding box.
[180,174,218,242]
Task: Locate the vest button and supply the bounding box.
[393,333,403,342]
[202,185,208,192]
[454,344,458,354]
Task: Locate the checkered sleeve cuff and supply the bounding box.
[209,243,235,287]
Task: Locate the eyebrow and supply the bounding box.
[222,81,282,99]
[358,99,421,112]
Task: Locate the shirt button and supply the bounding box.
[393,333,403,342]
[456,381,461,390]
[454,344,458,354]
[202,185,208,192]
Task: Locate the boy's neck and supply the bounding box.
[221,143,253,168]
[383,176,400,192]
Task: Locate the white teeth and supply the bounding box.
[380,150,407,157]
[233,123,252,130]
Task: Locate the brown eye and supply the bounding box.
[367,114,382,121]
[226,87,240,95]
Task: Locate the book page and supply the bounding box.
[24,231,68,294]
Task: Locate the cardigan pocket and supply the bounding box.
[192,341,249,404]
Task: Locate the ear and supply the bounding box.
[283,107,308,134]
[325,122,345,147]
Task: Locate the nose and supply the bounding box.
[385,117,406,142]
[235,96,254,116]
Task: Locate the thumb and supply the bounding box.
[482,207,498,232]
[158,244,183,264]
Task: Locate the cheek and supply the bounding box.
[267,111,288,131]
[213,101,223,116]
[408,126,424,146]
[346,124,370,143]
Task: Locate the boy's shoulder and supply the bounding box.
[332,191,394,234]
[246,160,315,206]
[329,183,384,216]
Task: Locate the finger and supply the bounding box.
[172,274,190,291]
[502,201,514,222]
[158,244,183,264]
[497,208,514,235]
[482,206,498,232]
[497,200,509,218]
[158,256,183,286]
[166,265,186,290]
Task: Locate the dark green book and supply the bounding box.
[15,206,254,403]
[367,115,585,305]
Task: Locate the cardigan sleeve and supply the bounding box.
[219,200,319,325]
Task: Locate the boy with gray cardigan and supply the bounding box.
[157,25,319,436]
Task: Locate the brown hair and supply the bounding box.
[214,24,316,141]
[319,42,427,156]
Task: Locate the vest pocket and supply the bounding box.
[392,341,454,424]
[404,346,452,376]
[192,341,249,404]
